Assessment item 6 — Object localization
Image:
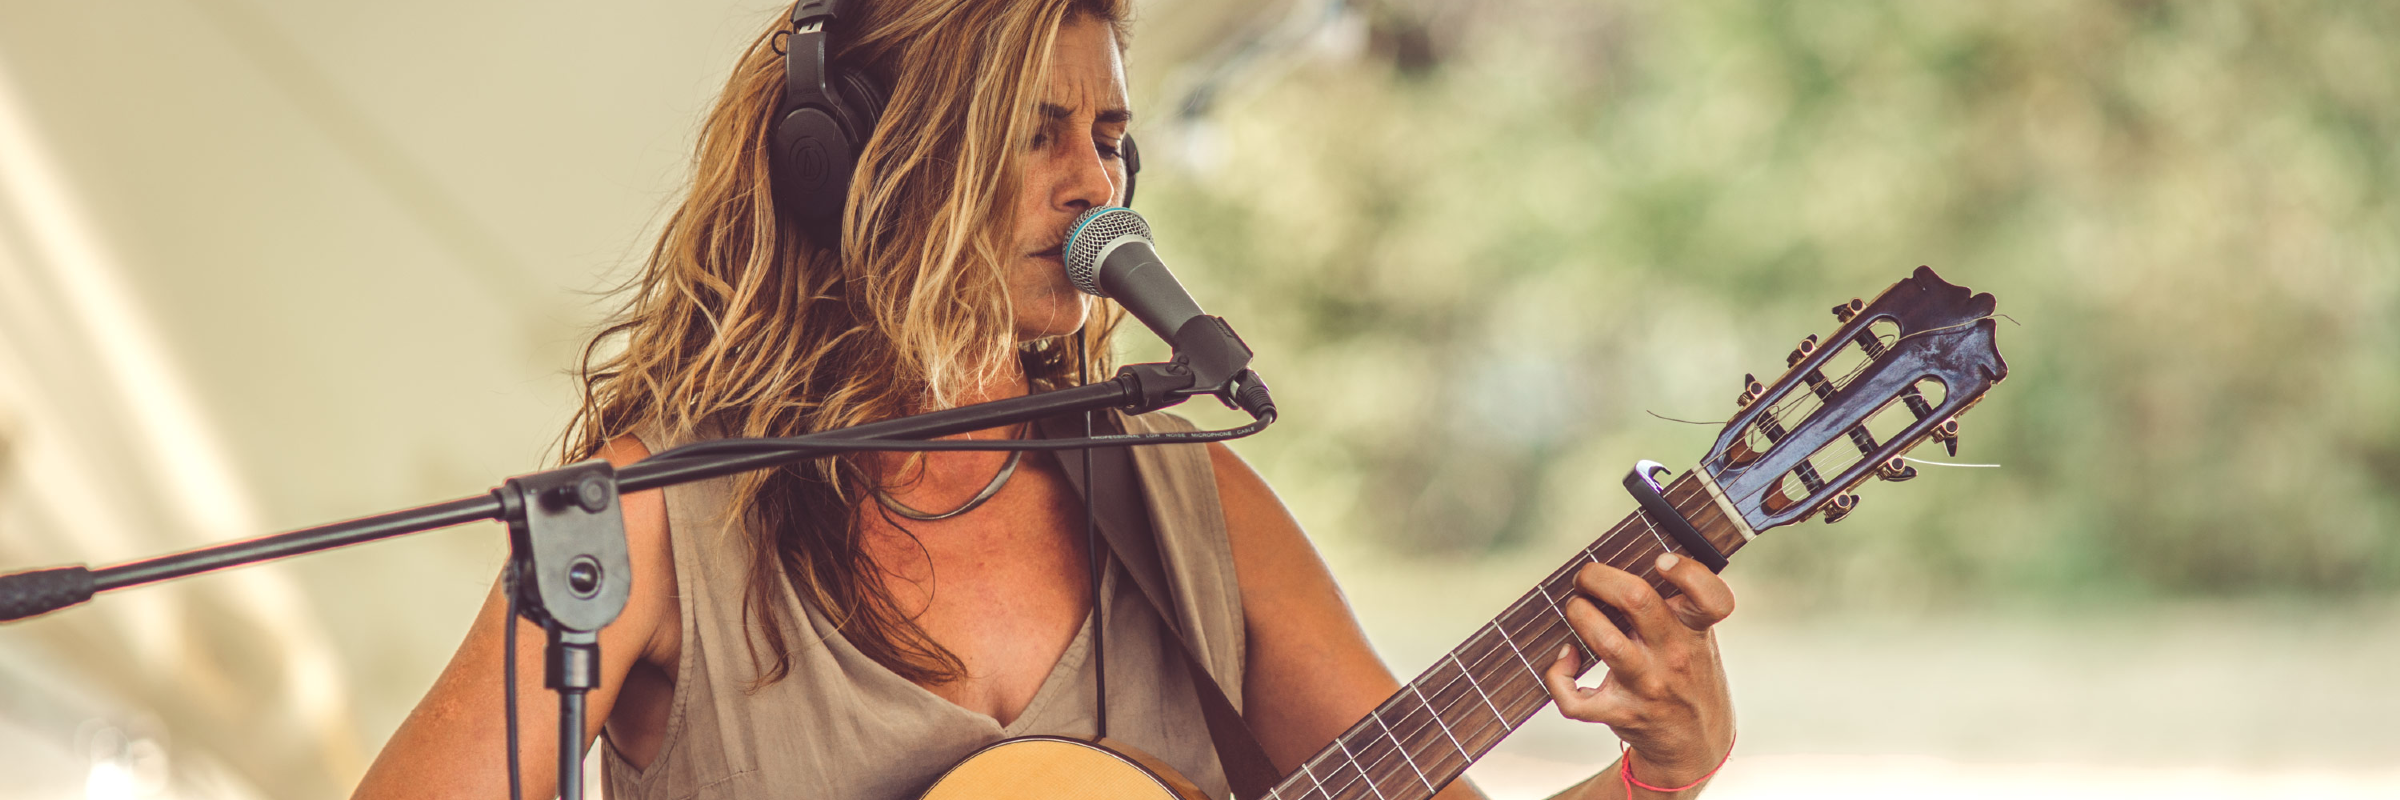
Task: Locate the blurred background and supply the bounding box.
[0,0,2393,798]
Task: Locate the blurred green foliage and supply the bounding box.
[1139,0,2400,608]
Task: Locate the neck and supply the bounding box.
[868,357,1038,488]
[928,356,1039,436]
[1265,470,1753,800]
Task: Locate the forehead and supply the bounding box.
[1041,14,1128,113]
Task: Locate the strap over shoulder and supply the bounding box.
[1038,410,1281,800]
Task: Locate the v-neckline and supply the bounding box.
[837,565,1113,735]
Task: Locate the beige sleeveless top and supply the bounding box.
[603,411,1245,800]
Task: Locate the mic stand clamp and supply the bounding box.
[1116,315,1275,421]
[493,459,630,800]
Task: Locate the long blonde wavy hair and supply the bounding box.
[560,0,1130,686]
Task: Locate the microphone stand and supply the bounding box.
[0,319,1267,800]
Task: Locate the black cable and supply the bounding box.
[503,565,523,800]
[643,416,1272,465]
[1080,334,1106,740]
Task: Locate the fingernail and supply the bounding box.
[1557,645,1573,661]
[1657,553,1681,572]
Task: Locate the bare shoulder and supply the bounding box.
[1204,442,1286,530]
[1203,441,1346,622]
[351,433,684,798]
[596,433,679,665]
[1203,442,1404,770]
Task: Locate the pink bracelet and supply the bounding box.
[1619,733,1734,798]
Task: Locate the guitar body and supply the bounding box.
[917,736,1211,800]
[920,269,2009,800]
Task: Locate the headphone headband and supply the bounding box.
[769,0,1137,243]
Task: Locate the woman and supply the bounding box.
[355,2,1736,798]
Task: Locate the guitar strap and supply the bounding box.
[1039,412,1281,800]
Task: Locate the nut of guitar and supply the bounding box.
[917,736,1209,800]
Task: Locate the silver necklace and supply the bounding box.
[872,448,1023,521]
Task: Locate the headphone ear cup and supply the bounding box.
[772,104,858,230]
[776,69,883,240]
[833,68,888,139]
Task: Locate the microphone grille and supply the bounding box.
[1062,206,1151,298]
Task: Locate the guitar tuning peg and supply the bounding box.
[1785,334,1821,367]
[1932,416,1960,457]
[1821,491,1860,523]
[1876,456,1917,482]
[1832,298,1865,323]
[1736,373,1764,407]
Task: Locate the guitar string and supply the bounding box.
[1276,484,1724,799]
[1739,337,1984,514]
[1358,489,1725,794]
[1275,519,1664,800]
[1301,428,1812,798]
[1282,484,1726,799]
[1279,479,1727,800]
[1365,479,1735,798]
[1637,314,2009,440]
[1288,530,1679,800]
[1651,314,1994,435]
[1759,310,2020,431]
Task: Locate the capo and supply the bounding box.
[1622,461,1728,573]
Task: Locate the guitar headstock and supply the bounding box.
[1702,266,2008,533]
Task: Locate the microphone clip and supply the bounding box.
[1113,315,1274,421]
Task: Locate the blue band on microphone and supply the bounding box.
[1065,205,1128,252]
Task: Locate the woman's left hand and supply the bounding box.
[1540,552,1737,796]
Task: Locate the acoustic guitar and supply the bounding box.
[917,267,2011,800]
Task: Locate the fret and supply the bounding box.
[1308,747,1374,800]
[1375,685,1469,784]
[1487,621,1540,678]
[1414,655,1508,755]
[1263,472,1761,800]
[1406,681,1473,763]
[1367,708,1437,794]
[1578,536,1611,574]
[1531,581,1599,664]
[1296,757,1332,800]
[1453,629,1547,725]
[1445,652,1508,728]
[1333,735,1391,800]
[1633,510,1676,555]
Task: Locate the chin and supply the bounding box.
[1011,258,1089,342]
[1013,306,1089,344]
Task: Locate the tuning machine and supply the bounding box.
[1875,456,1917,482]
[1821,491,1860,523]
[1736,373,1766,408]
[1785,334,1821,367]
[1832,298,1866,323]
[1931,416,1960,456]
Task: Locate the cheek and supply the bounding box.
[1015,151,1063,213]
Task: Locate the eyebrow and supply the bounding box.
[1039,102,1132,125]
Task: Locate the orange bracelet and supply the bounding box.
[1619,733,1734,798]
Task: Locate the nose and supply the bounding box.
[1052,139,1122,213]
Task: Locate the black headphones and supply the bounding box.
[771,0,1140,242]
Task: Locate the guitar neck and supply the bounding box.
[1268,471,1753,800]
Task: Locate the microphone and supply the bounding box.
[1062,206,1205,343]
[1061,207,1273,420]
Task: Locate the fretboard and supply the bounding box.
[1266,472,1751,800]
